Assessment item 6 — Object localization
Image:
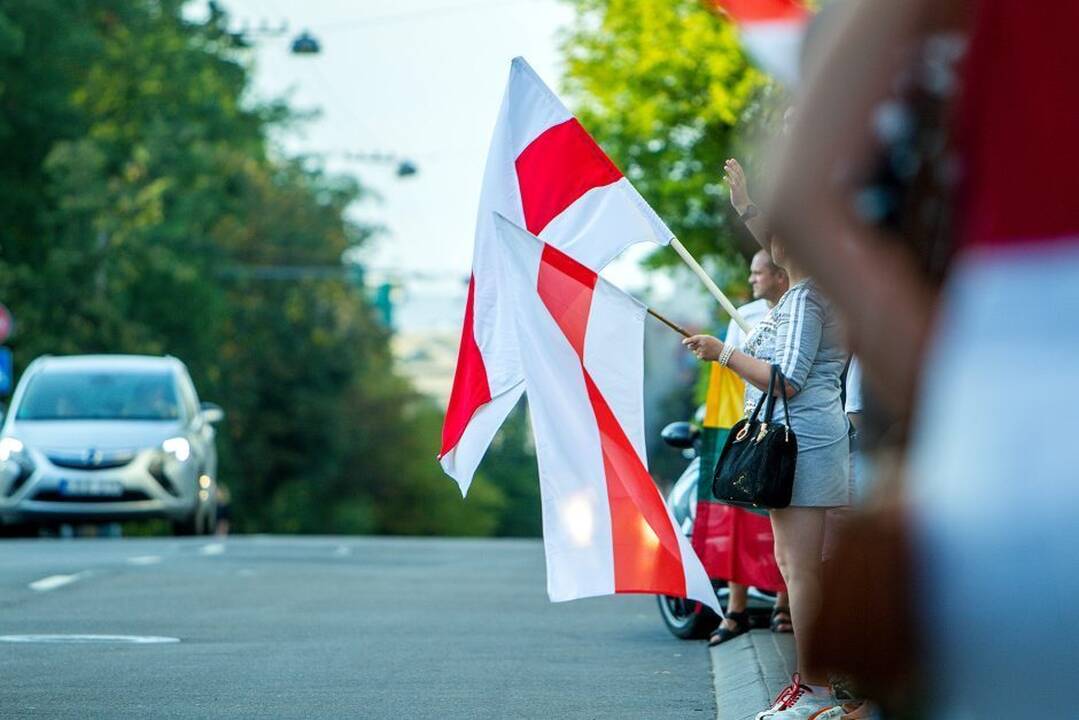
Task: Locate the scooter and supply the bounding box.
[656,421,776,639]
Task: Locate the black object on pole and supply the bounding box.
[290,31,321,55]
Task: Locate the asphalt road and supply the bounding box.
[0,536,714,719]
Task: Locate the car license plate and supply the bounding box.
[58,478,124,497]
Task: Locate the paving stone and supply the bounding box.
[711,630,796,720]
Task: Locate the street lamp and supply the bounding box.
[290,31,321,55]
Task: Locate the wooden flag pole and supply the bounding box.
[670,238,751,334]
[647,307,691,338]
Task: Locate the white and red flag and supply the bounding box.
[711,0,810,86]
[493,214,718,611]
[439,57,673,492]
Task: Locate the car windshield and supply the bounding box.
[16,370,181,421]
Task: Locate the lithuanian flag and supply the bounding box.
[690,363,785,591]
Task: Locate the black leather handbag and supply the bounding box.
[712,364,798,510]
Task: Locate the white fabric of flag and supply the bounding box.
[439,57,673,494]
[493,213,719,613]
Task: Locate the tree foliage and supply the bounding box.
[0,0,507,535]
[560,0,784,269]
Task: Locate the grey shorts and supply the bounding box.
[790,435,851,507]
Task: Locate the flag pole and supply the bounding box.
[670,238,751,334]
[647,307,691,338]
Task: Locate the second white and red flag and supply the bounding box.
[493,214,718,611]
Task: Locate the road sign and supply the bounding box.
[0,348,11,395]
[0,304,12,344]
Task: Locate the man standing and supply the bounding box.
[726,250,789,349]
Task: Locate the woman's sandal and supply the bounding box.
[770,606,793,634]
[708,610,751,646]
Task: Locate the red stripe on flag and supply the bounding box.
[535,242,686,598]
[537,244,597,359]
[440,276,492,458]
[711,0,807,23]
[584,372,686,597]
[515,119,623,236]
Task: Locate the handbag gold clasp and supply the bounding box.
[734,425,750,442]
[754,423,769,444]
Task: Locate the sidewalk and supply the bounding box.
[710,630,796,720]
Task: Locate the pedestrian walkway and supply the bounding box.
[710,630,796,720]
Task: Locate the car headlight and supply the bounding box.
[0,437,25,462]
[161,437,191,462]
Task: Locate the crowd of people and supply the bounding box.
[676,1,1078,718]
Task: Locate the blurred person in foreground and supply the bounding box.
[684,229,850,719]
[708,245,793,647]
[770,0,1079,716]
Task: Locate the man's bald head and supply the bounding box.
[749,249,789,305]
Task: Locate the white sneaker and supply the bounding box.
[755,674,843,720]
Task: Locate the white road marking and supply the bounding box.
[126,556,162,566]
[0,634,180,644]
[28,572,90,592]
[198,543,225,556]
[333,545,351,557]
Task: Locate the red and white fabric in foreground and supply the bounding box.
[494,214,718,611]
[439,57,673,494]
[711,0,809,86]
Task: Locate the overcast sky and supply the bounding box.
[187,1,578,324]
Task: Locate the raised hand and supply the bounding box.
[724,158,752,215]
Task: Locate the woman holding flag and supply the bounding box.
[684,221,849,719]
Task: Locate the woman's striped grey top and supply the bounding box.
[741,279,849,451]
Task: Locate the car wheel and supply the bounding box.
[657,594,720,639]
[0,521,39,538]
[171,515,198,536]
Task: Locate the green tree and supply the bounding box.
[0,0,505,536]
[480,402,541,538]
[561,0,784,269]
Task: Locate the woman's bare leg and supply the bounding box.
[771,506,829,685]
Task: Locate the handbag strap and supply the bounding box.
[776,365,793,428]
[748,365,779,425]
[762,364,793,428]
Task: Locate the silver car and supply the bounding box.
[0,355,223,535]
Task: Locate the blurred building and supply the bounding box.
[389,279,469,407]
[391,329,460,407]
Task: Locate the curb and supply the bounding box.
[710,630,796,720]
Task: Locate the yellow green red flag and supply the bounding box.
[703,363,745,430]
[691,361,785,591]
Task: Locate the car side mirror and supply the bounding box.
[660,421,699,449]
[200,401,225,424]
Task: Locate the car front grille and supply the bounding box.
[31,489,151,503]
[46,451,136,471]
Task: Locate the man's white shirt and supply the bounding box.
[724,298,770,351]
